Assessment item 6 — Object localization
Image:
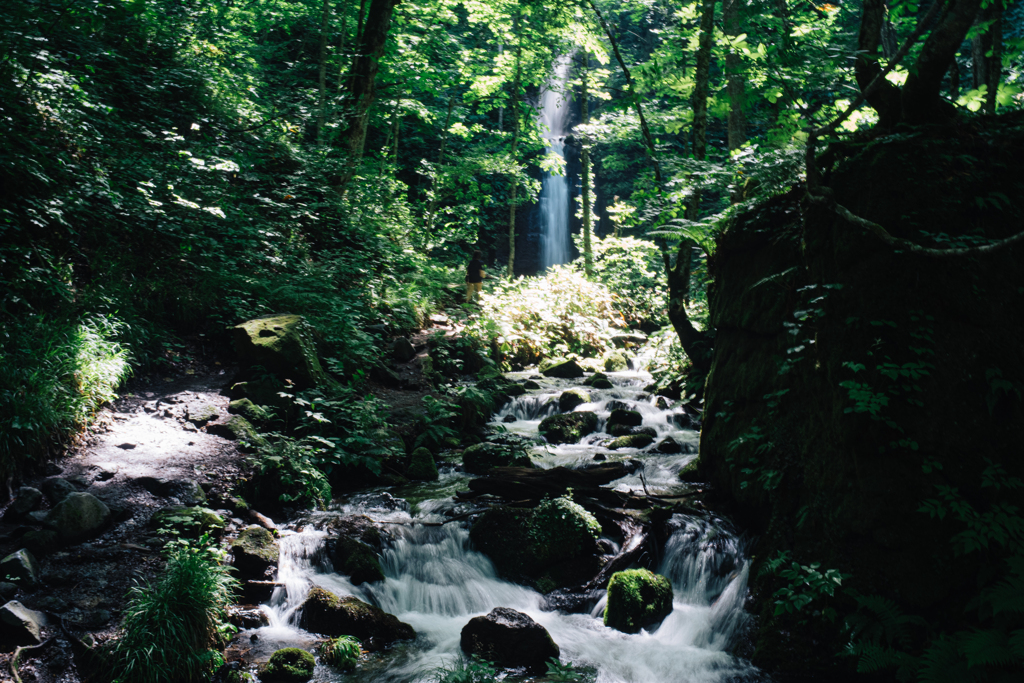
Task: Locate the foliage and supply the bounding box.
[759,551,849,623]
[414,395,461,450]
[319,635,361,670]
[545,658,597,683]
[431,655,497,683]
[247,435,335,510]
[466,266,625,367]
[110,542,238,683]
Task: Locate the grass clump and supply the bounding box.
[109,542,238,683]
[319,635,361,670]
[431,655,497,683]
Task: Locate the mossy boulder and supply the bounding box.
[231,526,279,580]
[470,496,602,589]
[656,437,683,454]
[207,415,266,449]
[188,404,219,426]
[331,537,385,584]
[604,568,674,634]
[228,398,271,425]
[607,409,643,430]
[602,350,630,372]
[678,458,701,482]
[233,315,328,388]
[406,447,438,481]
[523,380,542,390]
[462,442,533,474]
[539,358,585,378]
[558,389,591,413]
[539,412,599,444]
[45,492,111,544]
[607,433,656,450]
[262,648,315,682]
[151,506,226,538]
[583,372,608,386]
[297,587,414,649]
[505,383,527,397]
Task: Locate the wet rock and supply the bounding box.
[678,458,702,482]
[591,378,614,389]
[604,568,674,634]
[607,434,655,450]
[607,409,643,430]
[523,380,542,390]
[46,493,111,544]
[583,372,609,387]
[249,509,277,530]
[392,336,416,363]
[263,647,315,682]
[151,505,226,538]
[672,412,694,429]
[228,605,269,629]
[0,600,46,645]
[331,537,384,584]
[593,452,607,461]
[326,514,382,550]
[558,389,591,413]
[460,607,559,674]
[359,492,409,514]
[539,358,585,379]
[2,487,42,522]
[539,412,599,444]
[462,442,533,474]
[231,526,279,580]
[611,332,648,348]
[656,396,672,410]
[406,447,439,481]
[297,587,414,649]
[233,315,328,388]
[0,549,40,587]
[0,583,17,601]
[505,383,527,397]
[602,350,629,372]
[41,478,78,505]
[502,414,517,423]
[241,580,281,604]
[656,437,683,454]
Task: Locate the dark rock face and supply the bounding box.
[603,569,674,634]
[231,526,279,580]
[331,537,385,584]
[392,336,416,363]
[460,607,560,674]
[3,487,42,522]
[41,478,78,505]
[539,358,585,378]
[538,412,599,444]
[558,389,591,412]
[298,587,414,650]
[462,442,533,474]
[607,409,643,429]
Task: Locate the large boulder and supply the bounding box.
[603,568,674,634]
[460,607,559,674]
[607,433,656,450]
[539,358,585,379]
[0,600,46,646]
[331,537,384,584]
[297,587,414,650]
[2,487,42,522]
[231,526,279,580]
[233,315,328,388]
[45,493,110,544]
[602,350,629,372]
[135,477,207,505]
[392,337,416,363]
[207,415,266,449]
[558,389,591,413]
[262,647,315,682]
[584,372,614,389]
[607,409,643,430]
[151,506,226,538]
[406,447,438,481]
[41,478,78,505]
[539,412,599,444]
[0,549,39,587]
[462,442,533,474]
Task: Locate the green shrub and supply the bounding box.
[248,436,335,510]
[571,235,668,328]
[431,655,497,683]
[110,543,238,683]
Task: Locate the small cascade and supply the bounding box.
[539,57,573,270]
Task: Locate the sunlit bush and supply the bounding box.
[465,266,624,368]
[572,235,668,328]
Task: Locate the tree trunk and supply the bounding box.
[723,0,746,151]
[507,40,522,278]
[949,59,960,98]
[688,0,714,221]
[317,0,331,143]
[581,55,593,278]
[425,97,455,234]
[390,96,401,162]
[972,3,1002,113]
[335,0,351,96]
[333,0,399,194]
[855,0,904,129]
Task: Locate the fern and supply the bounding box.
[960,629,1019,668]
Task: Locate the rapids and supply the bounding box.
[240,367,763,683]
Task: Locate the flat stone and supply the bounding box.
[0,600,46,645]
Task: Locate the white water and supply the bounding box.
[244,367,761,683]
[539,57,572,270]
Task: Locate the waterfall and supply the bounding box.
[539,57,572,270]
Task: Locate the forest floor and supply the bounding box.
[0,315,462,683]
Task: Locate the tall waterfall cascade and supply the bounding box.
[539,57,573,270]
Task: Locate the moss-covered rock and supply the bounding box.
[602,350,629,372]
[558,389,591,413]
[677,458,701,482]
[406,447,439,481]
[188,404,219,426]
[297,587,414,649]
[592,378,614,389]
[607,409,643,430]
[505,383,527,397]
[656,437,683,454]
[151,505,226,538]
[462,442,533,474]
[45,492,111,544]
[607,433,655,450]
[332,537,385,584]
[231,526,279,580]
[583,372,609,386]
[262,647,315,682]
[523,380,542,390]
[233,315,328,388]
[228,398,272,425]
[604,568,674,633]
[539,412,599,444]
[539,358,585,378]
[207,415,266,449]
[528,496,601,567]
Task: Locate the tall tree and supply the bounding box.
[723,0,746,150]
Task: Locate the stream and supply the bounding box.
[239,366,762,683]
